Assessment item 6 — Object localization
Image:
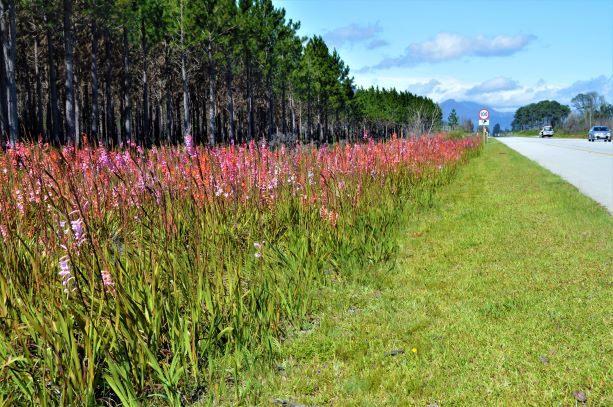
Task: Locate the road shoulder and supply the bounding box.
[244,141,613,405]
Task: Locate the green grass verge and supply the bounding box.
[239,140,612,405]
[511,129,587,139]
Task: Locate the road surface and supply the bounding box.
[495,137,613,213]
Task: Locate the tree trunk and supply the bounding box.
[90,15,99,142]
[154,101,160,145]
[1,0,18,146]
[122,26,132,143]
[63,0,76,146]
[290,93,296,137]
[163,40,172,144]
[307,93,312,141]
[226,61,234,143]
[281,79,286,135]
[104,29,116,145]
[0,28,7,141]
[23,74,30,137]
[75,69,80,144]
[141,17,149,146]
[181,52,190,138]
[34,38,44,139]
[207,39,216,146]
[267,71,273,140]
[179,1,190,143]
[246,52,254,140]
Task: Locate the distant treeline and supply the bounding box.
[0,0,441,148]
[511,100,570,130]
[512,93,613,131]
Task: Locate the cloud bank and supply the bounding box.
[360,32,536,72]
[466,77,520,95]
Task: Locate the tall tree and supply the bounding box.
[179,0,190,140]
[63,0,77,145]
[571,92,599,129]
[492,123,501,135]
[0,0,441,149]
[447,109,458,129]
[90,0,100,142]
[1,0,18,146]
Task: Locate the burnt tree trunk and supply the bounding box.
[63,0,76,145]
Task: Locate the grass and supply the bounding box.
[510,129,586,138]
[243,140,613,405]
[445,130,472,139]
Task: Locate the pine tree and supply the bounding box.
[448,108,458,129]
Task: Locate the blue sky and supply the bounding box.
[274,0,613,111]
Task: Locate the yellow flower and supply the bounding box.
[411,347,417,353]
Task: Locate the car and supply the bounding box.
[588,126,612,142]
[539,126,554,137]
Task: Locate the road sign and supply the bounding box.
[478,108,489,121]
[479,119,490,126]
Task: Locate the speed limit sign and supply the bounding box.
[479,108,489,120]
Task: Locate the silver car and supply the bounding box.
[588,126,611,142]
[539,126,554,137]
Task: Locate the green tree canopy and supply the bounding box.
[447,109,458,129]
[512,100,570,131]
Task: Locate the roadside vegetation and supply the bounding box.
[0,135,480,404]
[511,129,588,138]
[245,140,612,405]
[444,129,474,139]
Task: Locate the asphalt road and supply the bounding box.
[495,137,613,213]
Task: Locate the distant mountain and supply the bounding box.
[439,99,515,131]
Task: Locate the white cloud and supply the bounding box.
[324,23,384,48]
[407,79,441,95]
[361,32,536,71]
[366,38,389,50]
[550,75,613,102]
[466,77,519,95]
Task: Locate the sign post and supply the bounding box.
[478,108,489,144]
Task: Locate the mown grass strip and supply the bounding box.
[244,140,612,406]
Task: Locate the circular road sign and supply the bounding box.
[479,109,490,120]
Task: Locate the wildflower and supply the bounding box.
[320,207,338,227]
[411,347,417,353]
[254,241,263,258]
[15,189,24,213]
[307,171,314,185]
[184,134,196,157]
[70,218,86,244]
[101,270,115,293]
[58,256,74,294]
[328,210,338,227]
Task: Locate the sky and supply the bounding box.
[273,0,613,111]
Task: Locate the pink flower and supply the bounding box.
[101,270,115,293]
[185,134,196,157]
[254,241,264,258]
[58,256,74,294]
[70,219,86,245]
